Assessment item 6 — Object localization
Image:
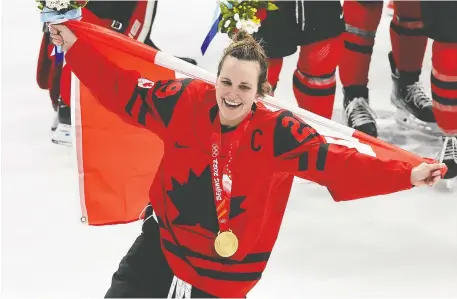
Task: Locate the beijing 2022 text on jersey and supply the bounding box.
[66,39,415,298]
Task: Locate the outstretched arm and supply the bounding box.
[49,24,196,137]
[272,111,444,201]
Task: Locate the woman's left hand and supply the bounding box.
[49,24,77,52]
[410,162,446,186]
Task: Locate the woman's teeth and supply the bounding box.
[223,98,242,108]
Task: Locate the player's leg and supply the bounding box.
[294,0,345,119]
[36,25,53,92]
[421,1,457,182]
[36,24,62,131]
[339,1,383,137]
[105,204,218,298]
[105,204,175,298]
[389,1,436,133]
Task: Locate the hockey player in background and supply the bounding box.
[37,1,145,144]
[50,23,447,298]
[253,1,345,120]
[82,1,197,65]
[339,0,456,182]
[339,1,435,138]
[37,0,197,145]
[421,1,457,182]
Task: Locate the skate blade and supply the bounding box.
[394,109,442,137]
[51,124,72,147]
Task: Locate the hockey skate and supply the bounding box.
[437,136,457,190]
[388,52,441,136]
[343,87,378,138]
[51,98,72,146]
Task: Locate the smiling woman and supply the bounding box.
[215,31,270,127]
[48,23,446,298]
[216,31,271,127]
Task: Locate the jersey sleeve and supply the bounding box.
[64,38,200,138]
[271,110,414,201]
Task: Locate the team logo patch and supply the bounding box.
[138,78,155,89]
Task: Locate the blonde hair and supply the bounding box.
[217,30,272,97]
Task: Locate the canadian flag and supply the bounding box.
[65,20,444,226]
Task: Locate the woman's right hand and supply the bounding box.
[49,24,77,52]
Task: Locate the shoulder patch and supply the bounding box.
[149,78,193,127]
[273,110,318,156]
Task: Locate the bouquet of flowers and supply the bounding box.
[36,0,88,62]
[36,0,88,13]
[218,0,278,36]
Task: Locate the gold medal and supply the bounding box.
[214,230,238,258]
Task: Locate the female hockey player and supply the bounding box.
[50,25,446,298]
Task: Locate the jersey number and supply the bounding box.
[281,116,311,143]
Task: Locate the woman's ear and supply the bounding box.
[259,82,272,98]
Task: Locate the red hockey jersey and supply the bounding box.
[65,39,414,298]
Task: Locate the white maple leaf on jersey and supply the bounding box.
[138,78,155,89]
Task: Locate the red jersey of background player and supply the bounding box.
[65,39,415,298]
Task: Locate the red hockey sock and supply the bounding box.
[339,1,383,88]
[293,36,342,119]
[431,42,457,135]
[390,1,427,77]
[37,34,53,90]
[60,64,71,107]
[267,58,283,95]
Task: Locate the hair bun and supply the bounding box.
[231,29,255,44]
[218,28,270,97]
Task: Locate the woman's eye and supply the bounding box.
[240,85,250,90]
[222,81,231,86]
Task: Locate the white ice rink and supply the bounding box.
[2,1,457,298]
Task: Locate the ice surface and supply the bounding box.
[2,1,456,298]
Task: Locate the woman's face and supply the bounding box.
[215,56,260,126]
